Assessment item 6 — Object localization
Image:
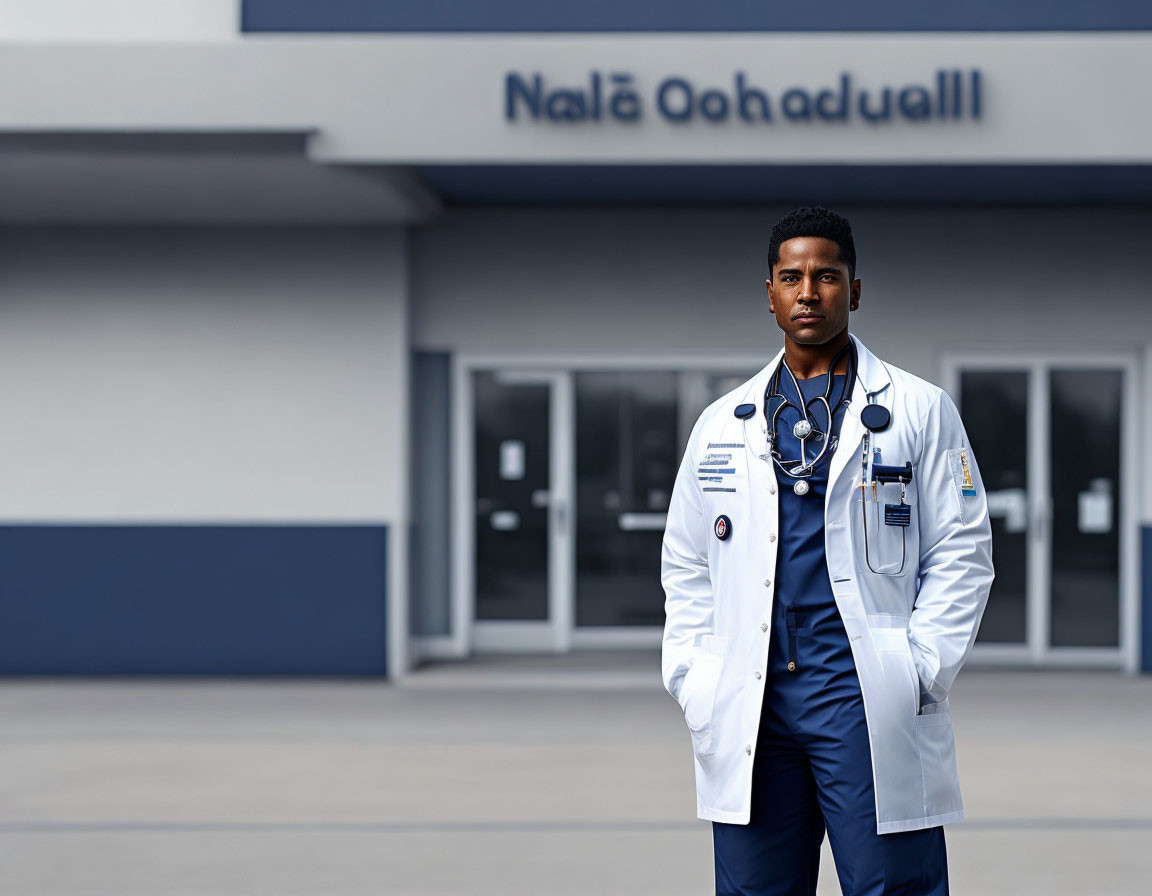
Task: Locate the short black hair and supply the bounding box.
[767,206,856,281]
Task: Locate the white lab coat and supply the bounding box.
[661,334,993,833]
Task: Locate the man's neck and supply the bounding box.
[783,330,851,379]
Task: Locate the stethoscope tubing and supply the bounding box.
[764,340,857,481]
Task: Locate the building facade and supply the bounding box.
[1,1,1149,676]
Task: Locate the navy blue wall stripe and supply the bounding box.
[242,1,1152,33]
[1142,526,1151,673]
[0,525,388,675]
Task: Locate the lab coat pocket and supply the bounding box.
[914,697,962,813]
[853,487,914,578]
[869,624,920,720]
[681,635,728,758]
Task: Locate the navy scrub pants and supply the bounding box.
[712,604,949,896]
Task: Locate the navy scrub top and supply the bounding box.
[764,368,862,701]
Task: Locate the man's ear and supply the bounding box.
[849,278,861,312]
[765,278,775,314]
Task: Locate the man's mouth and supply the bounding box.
[793,313,824,323]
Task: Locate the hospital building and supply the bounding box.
[0,2,1149,677]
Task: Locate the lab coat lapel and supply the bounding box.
[828,402,865,502]
[741,346,785,462]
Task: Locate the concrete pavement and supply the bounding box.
[0,656,1149,894]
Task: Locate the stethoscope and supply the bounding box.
[763,340,857,496]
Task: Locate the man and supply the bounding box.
[661,207,994,895]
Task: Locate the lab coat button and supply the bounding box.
[760,622,768,632]
[754,671,761,679]
[769,485,777,495]
[769,533,777,542]
[744,745,752,755]
[763,578,772,588]
[787,661,797,672]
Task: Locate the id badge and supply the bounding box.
[884,503,911,527]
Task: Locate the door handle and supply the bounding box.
[617,513,669,531]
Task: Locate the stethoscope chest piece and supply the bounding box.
[792,419,813,439]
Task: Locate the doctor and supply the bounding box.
[661,207,993,895]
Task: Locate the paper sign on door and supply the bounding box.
[499,440,525,480]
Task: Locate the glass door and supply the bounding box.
[470,370,572,651]
[462,363,755,654]
[571,369,753,644]
[573,371,678,629]
[1047,369,1123,648]
[952,358,1131,666]
[959,369,1030,648]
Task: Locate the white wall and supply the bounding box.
[0,0,238,41]
[0,225,411,674]
[410,205,1152,524]
[0,227,408,524]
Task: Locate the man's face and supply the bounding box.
[765,236,860,346]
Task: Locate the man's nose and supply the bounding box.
[798,276,819,301]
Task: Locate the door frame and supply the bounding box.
[448,352,765,657]
[941,350,1141,673]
